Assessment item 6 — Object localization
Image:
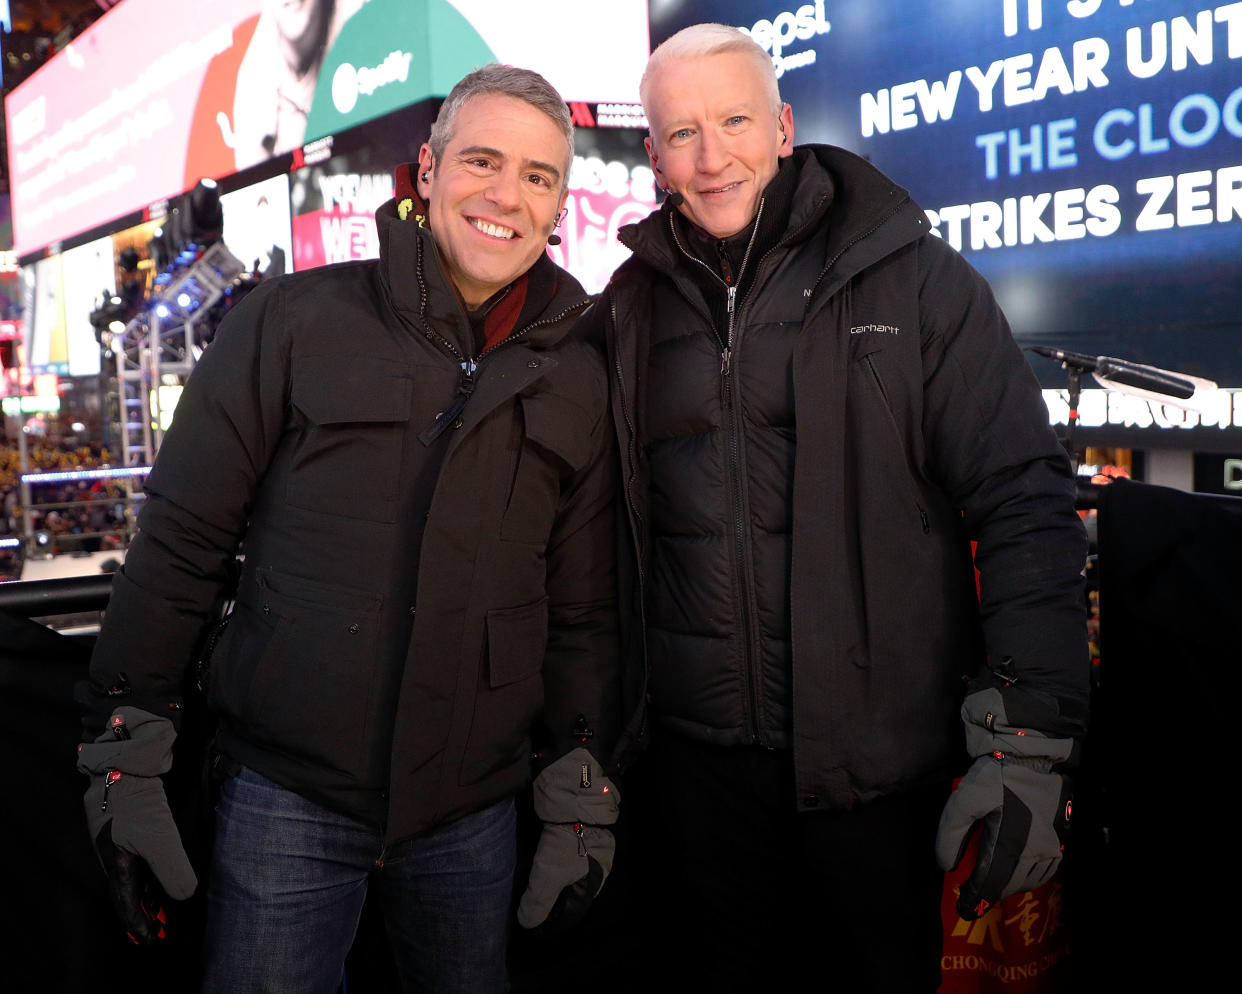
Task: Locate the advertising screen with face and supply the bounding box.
[5,0,649,259]
[649,1,1242,387]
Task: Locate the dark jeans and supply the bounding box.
[639,733,948,993]
[202,766,516,994]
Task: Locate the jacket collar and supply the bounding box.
[375,163,591,354]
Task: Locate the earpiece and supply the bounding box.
[547,207,568,246]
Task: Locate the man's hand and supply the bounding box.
[517,747,619,933]
[78,706,197,944]
[935,679,1077,921]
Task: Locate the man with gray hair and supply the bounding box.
[598,23,1089,991]
[77,63,620,992]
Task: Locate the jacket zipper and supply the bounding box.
[667,205,770,744]
[413,251,590,444]
[864,355,930,534]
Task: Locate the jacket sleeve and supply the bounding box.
[79,280,291,733]
[538,333,622,767]
[916,235,1089,728]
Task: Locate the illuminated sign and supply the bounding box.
[653,1,1242,389]
[1224,458,1242,489]
[1043,387,1242,431]
[2,394,61,415]
[548,152,658,294]
[290,168,391,271]
[19,465,151,484]
[738,0,833,78]
[5,0,650,258]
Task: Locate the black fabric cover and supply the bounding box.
[0,611,208,992]
[1077,479,1242,986]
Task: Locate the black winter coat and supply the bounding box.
[83,200,620,842]
[602,146,1088,810]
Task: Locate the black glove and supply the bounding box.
[935,674,1077,921]
[517,747,619,933]
[78,706,197,944]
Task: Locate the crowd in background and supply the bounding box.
[1,443,130,579]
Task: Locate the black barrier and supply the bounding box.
[16,481,1231,992]
[0,575,636,994]
[1071,479,1242,989]
[0,573,113,618]
[0,574,213,994]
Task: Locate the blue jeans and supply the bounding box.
[202,766,516,994]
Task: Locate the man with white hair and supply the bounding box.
[598,23,1089,991]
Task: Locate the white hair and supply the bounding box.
[639,22,782,118]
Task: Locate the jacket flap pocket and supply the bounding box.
[292,355,410,424]
[485,596,549,688]
[520,392,593,471]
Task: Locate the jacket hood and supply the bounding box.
[374,162,591,353]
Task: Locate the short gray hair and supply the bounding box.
[428,64,574,184]
[640,23,782,119]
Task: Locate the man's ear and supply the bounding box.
[777,103,795,159]
[417,143,434,194]
[644,136,664,188]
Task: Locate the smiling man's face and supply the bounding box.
[644,50,794,240]
[417,93,569,310]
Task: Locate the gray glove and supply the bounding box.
[517,747,620,932]
[935,678,1076,921]
[78,706,197,944]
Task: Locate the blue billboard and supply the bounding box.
[651,1,1242,386]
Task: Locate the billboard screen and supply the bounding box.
[550,124,657,294]
[5,0,649,259]
[649,1,1242,387]
[19,235,115,377]
[220,174,295,278]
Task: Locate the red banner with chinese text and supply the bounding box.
[939,831,1072,992]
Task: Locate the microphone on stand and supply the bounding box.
[1028,346,1197,400]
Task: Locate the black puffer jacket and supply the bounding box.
[602,145,1088,810]
[83,199,620,842]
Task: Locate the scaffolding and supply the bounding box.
[113,241,246,468]
[106,241,246,547]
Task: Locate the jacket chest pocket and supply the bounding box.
[500,391,594,544]
[287,355,411,522]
